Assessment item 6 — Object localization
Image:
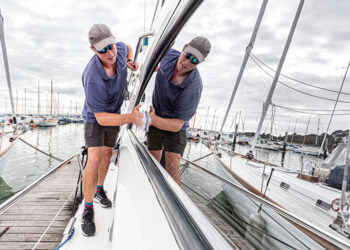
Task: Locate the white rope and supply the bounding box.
[32,187,77,250]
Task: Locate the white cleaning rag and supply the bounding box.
[141,110,151,132]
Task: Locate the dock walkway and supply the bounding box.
[0,158,81,250]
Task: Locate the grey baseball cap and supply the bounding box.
[184,36,211,63]
[88,24,117,51]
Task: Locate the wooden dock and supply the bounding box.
[0,158,81,250]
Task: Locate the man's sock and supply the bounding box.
[84,201,93,211]
[96,185,103,193]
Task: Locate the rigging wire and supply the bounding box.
[250,53,350,96]
[249,55,350,104]
[319,60,350,155]
[272,103,350,116]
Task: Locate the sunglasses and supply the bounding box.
[184,52,199,65]
[95,44,115,54]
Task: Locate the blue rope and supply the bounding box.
[56,227,75,250]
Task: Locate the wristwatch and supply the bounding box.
[127,59,133,62]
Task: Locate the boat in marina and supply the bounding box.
[58,117,72,125]
[253,138,280,151]
[0,114,7,128]
[294,145,320,156]
[0,0,349,249]
[211,133,350,245]
[39,117,58,127]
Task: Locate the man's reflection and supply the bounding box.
[147,36,211,185]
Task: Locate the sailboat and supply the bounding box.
[209,0,350,246]
[40,80,58,127]
[0,1,349,249]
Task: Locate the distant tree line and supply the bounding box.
[242,130,349,152]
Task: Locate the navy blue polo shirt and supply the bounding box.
[152,49,203,131]
[82,42,129,123]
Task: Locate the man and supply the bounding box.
[81,23,143,236]
[147,36,211,185]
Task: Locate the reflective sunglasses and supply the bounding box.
[95,44,115,54]
[184,52,199,65]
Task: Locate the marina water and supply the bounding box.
[0,123,84,203]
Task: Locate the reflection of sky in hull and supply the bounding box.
[0,123,84,204]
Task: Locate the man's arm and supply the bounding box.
[149,106,185,132]
[127,45,139,71]
[95,105,143,127]
[127,45,133,62]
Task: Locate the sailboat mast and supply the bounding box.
[270,106,274,141]
[203,106,209,130]
[191,111,197,131]
[50,80,53,117]
[291,118,298,143]
[25,88,26,115]
[0,9,15,118]
[315,118,320,145]
[302,115,311,146]
[16,89,18,115]
[251,0,305,150]
[211,108,217,131]
[58,92,60,116]
[38,81,40,117]
[220,0,268,133]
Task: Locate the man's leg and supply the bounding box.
[83,147,102,204]
[94,125,119,208]
[97,146,113,186]
[165,151,181,185]
[81,146,102,236]
[163,130,186,185]
[147,126,164,162]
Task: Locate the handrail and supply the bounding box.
[133,31,155,65]
[181,157,350,250]
[0,151,80,215]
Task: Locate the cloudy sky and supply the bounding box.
[0,0,349,136]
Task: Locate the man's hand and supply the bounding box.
[131,104,143,127]
[149,106,157,126]
[127,60,139,71]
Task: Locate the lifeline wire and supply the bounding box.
[250,53,350,96]
[19,138,63,162]
[249,55,350,103]
[272,103,350,116]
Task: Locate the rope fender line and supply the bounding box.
[18,137,63,162]
[32,188,77,250]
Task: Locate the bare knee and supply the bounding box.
[86,156,101,172]
[150,150,162,162]
[103,150,112,160]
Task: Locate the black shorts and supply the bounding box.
[147,126,187,155]
[84,122,120,148]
